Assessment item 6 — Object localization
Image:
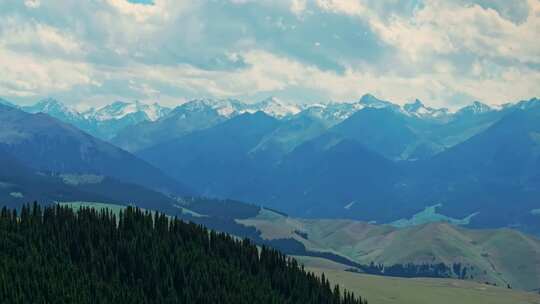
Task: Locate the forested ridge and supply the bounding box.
[0,203,367,304]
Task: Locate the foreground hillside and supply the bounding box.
[0,204,366,304]
[237,208,540,291]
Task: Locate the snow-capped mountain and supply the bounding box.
[297,94,399,125]
[174,98,245,118]
[403,99,450,120]
[83,101,170,122]
[455,101,494,116]
[19,98,171,140]
[241,97,301,118]
[22,98,83,123]
[357,93,396,109]
[299,102,364,126]
[173,97,302,119]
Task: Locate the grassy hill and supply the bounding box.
[303,260,540,304]
[237,208,540,291]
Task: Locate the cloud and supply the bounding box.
[0,49,95,97]
[367,0,540,64]
[0,0,539,108]
[0,17,84,56]
[24,0,40,9]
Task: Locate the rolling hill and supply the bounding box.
[236,208,540,291]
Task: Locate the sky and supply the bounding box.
[0,0,539,110]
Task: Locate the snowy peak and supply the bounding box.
[84,101,170,121]
[403,99,449,119]
[457,101,493,115]
[171,97,300,119]
[403,99,426,113]
[243,97,301,118]
[23,98,82,121]
[358,94,394,109]
[26,98,73,113]
[171,98,242,118]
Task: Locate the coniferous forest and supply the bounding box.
[0,203,367,304]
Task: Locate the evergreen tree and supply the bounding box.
[0,204,367,304]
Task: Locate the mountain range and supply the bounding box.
[2,94,540,236]
[135,95,540,235]
[1,94,540,294]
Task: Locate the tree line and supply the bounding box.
[0,203,367,304]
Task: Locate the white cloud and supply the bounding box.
[366,0,540,63]
[0,49,95,97]
[315,0,366,16]
[0,0,539,108]
[0,18,84,56]
[24,0,40,9]
[290,0,307,15]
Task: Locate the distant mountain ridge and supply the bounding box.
[135,97,540,236]
[4,94,534,148]
[0,104,191,197]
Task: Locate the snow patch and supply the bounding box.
[344,201,355,210]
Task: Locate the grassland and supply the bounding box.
[389,203,478,228]
[58,201,129,216]
[296,257,540,304]
[238,208,540,291]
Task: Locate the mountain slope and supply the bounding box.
[112,100,227,152]
[0,148,181,213]
[264,133,402,217]
[139,112,281,197]
[331,107,418,160]
[410,104,540,233]
[0,104,191,196]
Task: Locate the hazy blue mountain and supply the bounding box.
[0,97,18,108]
[138,112,281,197]
[331,107,418,160]
[133,99,540,234]
[0,147,181,213]
[0,104,191,196]
[403,99,451,122]
[403,103,540,233]
[265,133,402,217]
[250,113,330,159]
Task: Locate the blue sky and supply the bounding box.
[0,0,539,109]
